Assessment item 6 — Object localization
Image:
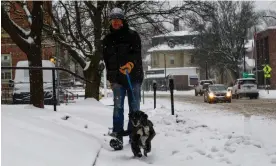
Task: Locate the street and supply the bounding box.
[144,92,276,117]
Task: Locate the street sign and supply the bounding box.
[264,73,271,78]
[263,64,272,74]
[243,72,248,78]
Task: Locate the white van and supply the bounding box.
[12,60,57,104]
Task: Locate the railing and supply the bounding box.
[1,66,93,111]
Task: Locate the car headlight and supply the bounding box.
[209,92,214,98]
[226,92,231,97]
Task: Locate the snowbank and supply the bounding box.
[259,90,276,99]
[1,101,104,166]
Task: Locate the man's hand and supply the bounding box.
[119,62,134,75]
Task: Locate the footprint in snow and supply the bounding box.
[224,146,236,153]
[219,157,232,164]
[194,149,206,155]
[211,146,219,152]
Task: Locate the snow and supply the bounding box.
[23,3,32,25]
[143,54,151,62]
[27,36,34,44]
[259,90,276,99]
[10,19,31,36]
[245,56,255,67]
[152,31,199,38]
[148,44,195,53]
[267,26,276,30]
[145,67,198,79]
[2,95,276,166]
[84,61,91,71]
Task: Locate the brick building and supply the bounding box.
[255,26,276,88]
[1,2,55,85]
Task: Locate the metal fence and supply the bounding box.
[1,66,93,111]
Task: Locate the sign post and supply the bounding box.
[263,64,272,94]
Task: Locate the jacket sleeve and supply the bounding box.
[128,31,142,67]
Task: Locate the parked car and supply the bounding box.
[204,84,232,103]
[195,80,214,96]
[11,60,58,105]
[231,78,259,99]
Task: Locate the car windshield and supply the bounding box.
[209,86,226,91]
[240,80,256,84]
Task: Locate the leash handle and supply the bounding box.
[125,69,137,109]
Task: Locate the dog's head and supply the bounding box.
[129,111,148,127]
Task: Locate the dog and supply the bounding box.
[111,111,156,157]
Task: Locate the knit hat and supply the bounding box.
[109,8,125,20]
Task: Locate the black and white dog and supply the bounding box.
[111,111,156,157]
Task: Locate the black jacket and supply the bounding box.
[102,20,143,87]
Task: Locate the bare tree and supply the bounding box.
[2,1,45,108]
[43,1,214,100]
[188,1,258,80]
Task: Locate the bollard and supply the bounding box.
[153,80,157,109]
[169,78,174,115]
[52,69,57,111]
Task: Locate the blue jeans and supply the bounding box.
[112,83,141,139]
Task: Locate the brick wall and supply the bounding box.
[269,29,276,88]
[1,41,55,80]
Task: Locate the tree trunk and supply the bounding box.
[28,47,44,108]
[83,56,101,100]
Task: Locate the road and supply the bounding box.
[143,93,276,118]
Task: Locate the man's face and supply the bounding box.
[111,19,123,30]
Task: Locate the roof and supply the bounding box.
[147,44,195,53]
[152,30,199,38]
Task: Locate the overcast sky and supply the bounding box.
[255,1,276,11]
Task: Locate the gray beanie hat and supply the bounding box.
[109,8,125,20]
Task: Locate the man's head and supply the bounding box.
[109,8,125,30]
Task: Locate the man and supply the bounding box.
[102,8,143,150]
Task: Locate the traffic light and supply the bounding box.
[49,56,56,64]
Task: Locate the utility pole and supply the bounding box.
[205,61,208,79]
[164,53,167,91]
[243,39,246,73]
[56,42,60,105]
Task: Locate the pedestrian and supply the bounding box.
[102,7,144,150]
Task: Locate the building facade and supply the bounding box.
[1,2,55,86]
[145,30,200,90]
[255,26,276,88]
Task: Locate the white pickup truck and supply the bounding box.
[195,80,214,96]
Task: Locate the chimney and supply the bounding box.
[173,18,179,31]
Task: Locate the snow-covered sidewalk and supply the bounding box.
[2,97,276,166]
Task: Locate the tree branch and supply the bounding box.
[1,6,30,53]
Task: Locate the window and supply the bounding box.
[1,54,12,81]
[153,55,159,66]
[170,56,175,65]
[191,56,195,64]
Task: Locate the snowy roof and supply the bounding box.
[267,26,276,30]
[152,31,199,38]
[147,44,195,53]
[145,67,199,78]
